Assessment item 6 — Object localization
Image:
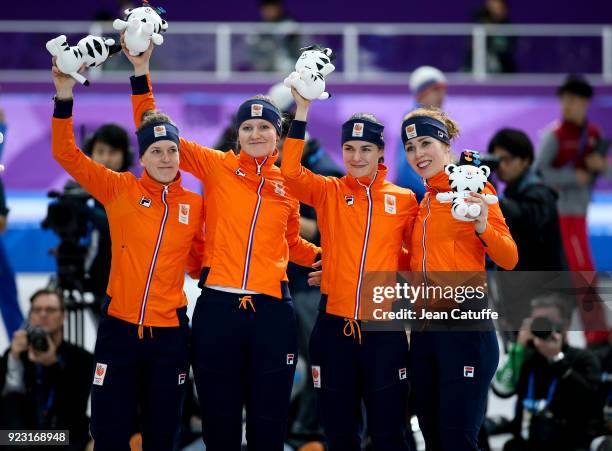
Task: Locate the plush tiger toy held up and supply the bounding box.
[436,150,498,222]
[284,45,335,100]
[46,35,119,86]
[113,4,168,56]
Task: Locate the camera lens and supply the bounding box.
[530,316,559,340]
[27,326,49,352]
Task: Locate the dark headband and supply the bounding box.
[136,121,180,157]
[401,116,450,146]
[341,119,385,148]
[236,99,282,135]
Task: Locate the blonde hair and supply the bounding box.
[403,107,460,140]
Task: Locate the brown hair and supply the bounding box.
[403,107,460,140]
[29,288,65,312]
[138,110,177,133]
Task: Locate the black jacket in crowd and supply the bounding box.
[0,341,93,450]
[510,344,601,450]
[499,168,568,271]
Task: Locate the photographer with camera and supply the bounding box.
[0,289,93,450]
[500,294,601,451]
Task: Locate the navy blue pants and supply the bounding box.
[191,287,298,451]
[410,330,499,451]
[91,313,190,451]
[309,312,411,451]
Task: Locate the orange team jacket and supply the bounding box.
[410,171,518,272]
[281,121,420,319]
[130,75,320,299]
[52,100,204,327]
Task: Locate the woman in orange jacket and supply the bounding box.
[51,63,204,451]
[401,108,518,451]
[124,46,320,451]
[281,89,419,451]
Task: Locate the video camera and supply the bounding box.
[41,181,93,293]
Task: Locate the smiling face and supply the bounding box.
[140,140,179,184]
[238,119,278,158]
[404,136,451,179]
[342,140,384,179]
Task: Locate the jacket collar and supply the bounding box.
[238,149,279,175]
[424,170,450,193]
[345,164,388,191]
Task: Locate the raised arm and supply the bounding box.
[51,63,126,205]
[123,41,224,183]
[280,89,330,208]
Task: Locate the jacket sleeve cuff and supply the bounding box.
[53,98,73,119]
[130,74,150,95]
[288,120,306,140]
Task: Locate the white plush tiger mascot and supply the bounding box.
[113,4,168,56]
[47,35,120,86]
[77,36,121,68]
[436,150,498,222]
[46,35,89,86]
[284,45,335,100]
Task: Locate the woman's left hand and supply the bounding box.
[291,88,311,121]
[466,192,489,234]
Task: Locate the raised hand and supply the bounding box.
[121,31,154,77]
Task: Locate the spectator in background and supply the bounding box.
[0,289,93,451]
[395,66,447,202]
[248,0,301,73]
[501,294,601,451]
[473,0,516,73]
[535,75,610,347]
[488,128,567,271]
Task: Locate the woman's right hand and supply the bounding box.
[121,32,153,77]
[52,57,79,100]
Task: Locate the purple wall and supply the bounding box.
[1,82,611,194]
[6,0,612,23]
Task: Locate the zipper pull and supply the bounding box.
[163,185,169,194]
